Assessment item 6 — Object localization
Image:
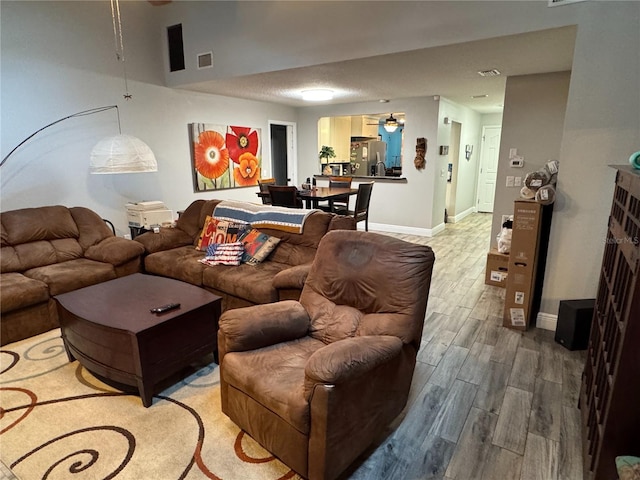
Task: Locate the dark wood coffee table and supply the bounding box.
[54,273,221,407]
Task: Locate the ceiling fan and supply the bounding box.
[367,113,403,133]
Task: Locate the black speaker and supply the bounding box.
[167,24,185,72]
[555,299,595,350]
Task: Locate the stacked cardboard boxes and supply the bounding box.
[503,200,552,330]
[485,248,509,288]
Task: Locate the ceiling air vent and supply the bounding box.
[548,0,587,6]
[477,69,501,77]
[197,52,213,70]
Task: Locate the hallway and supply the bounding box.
[344,213,585,480]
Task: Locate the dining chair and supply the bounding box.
[334,182,373,231]
[267,185,303,208]
[317,176,353,213]
[257,177,277,204]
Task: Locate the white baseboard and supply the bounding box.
[536,312,557,331]
[367,222,439,237]
[448,206,476,224]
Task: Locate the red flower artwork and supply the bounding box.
[233,152,260,186]
[226,126,259,164]
[194,130,229,179]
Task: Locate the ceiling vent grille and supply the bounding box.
[548,0,587,6]
[197,52,213,70]
[477,69,501,77]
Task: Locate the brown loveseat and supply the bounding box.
[218,230,436,480]
[135,199,355,311]
[0,205,146,346]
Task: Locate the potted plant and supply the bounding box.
[318,145,336,163]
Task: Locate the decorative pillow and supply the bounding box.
[199,242,244,266]
[238,228,281,265]
[617,456,640,480]
[196,216,248,251]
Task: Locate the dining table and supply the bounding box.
[257,186,358,210]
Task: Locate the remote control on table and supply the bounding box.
[150,303,180,314]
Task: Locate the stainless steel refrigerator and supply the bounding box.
[350,140,387,176]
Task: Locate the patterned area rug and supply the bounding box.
[0,329,301,480]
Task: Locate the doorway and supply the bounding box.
[269,121,297,186]
[445,121,461,222]
[477,125,501,213]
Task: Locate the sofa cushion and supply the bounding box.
[202,261,291,305]
[145,246,207,286]
[24,258,117,296]
[222,336,325,435]
[1,206,79,245]
[69,206,114,250]
[84,237,146,266]
[0,273,49,313]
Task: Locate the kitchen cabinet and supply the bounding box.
[351,116,379,138]
[318,116,351,163]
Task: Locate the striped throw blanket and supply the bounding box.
[213,200,318,234]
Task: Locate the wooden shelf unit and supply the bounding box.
[580,165,640,480]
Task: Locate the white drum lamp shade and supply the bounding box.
[90,134,157,174]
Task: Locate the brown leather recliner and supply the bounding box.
[218,230,435,480]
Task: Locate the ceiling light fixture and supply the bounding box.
[301,89,334,101]
[383,113,399,133]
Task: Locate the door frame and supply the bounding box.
[268,120,297,185]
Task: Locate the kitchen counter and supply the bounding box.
[313,175,407,183]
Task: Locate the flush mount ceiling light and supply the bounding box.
[301,89,334,101]
[472,94,489,99]
[383,113,399,133]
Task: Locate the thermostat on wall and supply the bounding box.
[510,156,524,168]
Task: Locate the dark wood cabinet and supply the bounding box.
[580,165,640,479]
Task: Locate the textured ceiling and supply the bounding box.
[181,26,576,114]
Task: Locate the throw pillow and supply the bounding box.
[196,216,248,251]
[199,242,244,266]
[238,228,281,265]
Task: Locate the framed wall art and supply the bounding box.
[189,123,262,192]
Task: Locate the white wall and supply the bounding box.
[436,98,483,221]
[541,5,640,316]
[491,72,571,243]
[0,1,297,236]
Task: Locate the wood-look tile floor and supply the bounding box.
[342,213,586,480]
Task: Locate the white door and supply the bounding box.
[477,126,501,213]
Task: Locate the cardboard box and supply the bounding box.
[503,200,550,330]
[485,248,509,287]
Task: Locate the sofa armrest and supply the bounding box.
[84,237,145,266]
[219,300,310,353]
[273,263,312,290]
[304,335,402,395]
[135,227,194,254]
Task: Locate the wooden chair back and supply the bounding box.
[267,185,302,208]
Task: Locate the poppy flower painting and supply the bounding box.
[233,152,261,186]
[189,123,261,192]
[226,126,259,164]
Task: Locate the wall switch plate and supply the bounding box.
[506,176,515,187]
[514,176,522,187]
[509,148,518,159]
[439,145,449,155]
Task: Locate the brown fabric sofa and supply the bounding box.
[135,199,355,311]
[217,230,436,480]
[0,205,146,346]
